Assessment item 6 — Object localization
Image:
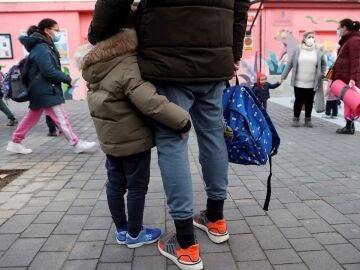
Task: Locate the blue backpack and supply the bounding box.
[223,81,280,210]
[1,57,31,102]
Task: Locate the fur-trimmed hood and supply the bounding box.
[80,29,137,83]
[79,29,137,70]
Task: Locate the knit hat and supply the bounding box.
[256,72,266,88]
[303,30,315,40]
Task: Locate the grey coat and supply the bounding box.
[281,45,327,92]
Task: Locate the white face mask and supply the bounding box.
[337,29,344,38]
[305,38,315,47]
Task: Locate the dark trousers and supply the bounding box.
[46,115,57,133]
[293,87,315,118]
[0,99,16,120]
[105,150,151,237]
[325,100,338,117]
[261,100,268,110]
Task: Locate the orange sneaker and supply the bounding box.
[193,210,229,243]
[158,233,203,270]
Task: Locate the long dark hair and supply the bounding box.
[339,18,360,32]
[27,18,58,36]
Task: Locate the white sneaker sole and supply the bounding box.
[6,146,32,154]
[158,244,203,270]
[116,238,126,245]
[193,220,229,244]
[126,237,159,249]
[74,144,97,154]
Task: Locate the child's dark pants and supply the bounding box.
[46,115,58,133]
[325,100,338,117]
[105,150,151,237]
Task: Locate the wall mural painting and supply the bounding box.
[238,51,258,86]
[263,17,340,75]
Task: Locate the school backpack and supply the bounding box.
[1,57,31,102]
[0,71,4,99]
[223,81,280,210]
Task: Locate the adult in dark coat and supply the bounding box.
[333,18,360,134]
[88,2,250,269]
[7,18,96,155]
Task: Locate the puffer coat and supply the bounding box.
[19,32,70,109]
[333,31,360,87]
[88,0,250,82]
[80,30,190,157]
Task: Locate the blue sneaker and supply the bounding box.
[115,229,127,245]
[125,227,161,248]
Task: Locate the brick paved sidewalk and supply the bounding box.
[0,101,359,270]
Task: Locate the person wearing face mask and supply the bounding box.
[281,30,327,127]
[332,18,360,135]
[6,18,96,154]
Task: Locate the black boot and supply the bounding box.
[292,117,300,127]
[336,121,354,135]
[351,121,355,134]
[305,117,313,128]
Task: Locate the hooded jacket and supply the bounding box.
[80,30,190,157]
[88,0,250,83]
[19,32,70,109]
[333,31,360,87]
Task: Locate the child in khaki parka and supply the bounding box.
[76,28,191,248]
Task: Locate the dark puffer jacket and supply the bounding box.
[19,32,71,109]
[333,31,360,87]
[88,0,250,83]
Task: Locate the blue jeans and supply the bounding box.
[105,150,151,236]
[154,82,228,221]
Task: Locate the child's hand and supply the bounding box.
[349,80,355,88]
[179,120,191,139]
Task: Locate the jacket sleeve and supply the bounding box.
[252,86,260,98]
[281,48,296,80]
[320,51,327,76]
[33,44,70,84]
[348,37,360,85]
[268,82,280,89]
[0,72,4,98]
[88,0,133,44]
[233,0,251,61]
[120,62,190,131]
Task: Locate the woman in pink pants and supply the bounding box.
[6,18,96,154]
[333,18,360,134]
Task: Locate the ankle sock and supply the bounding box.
[174,218,195,249]
[115,223,127,232]
[206,198,224,222]
[128,225,142,238]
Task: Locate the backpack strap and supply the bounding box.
[226,76,240,88]
[338,85,349,101]
[263,154,273,211]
